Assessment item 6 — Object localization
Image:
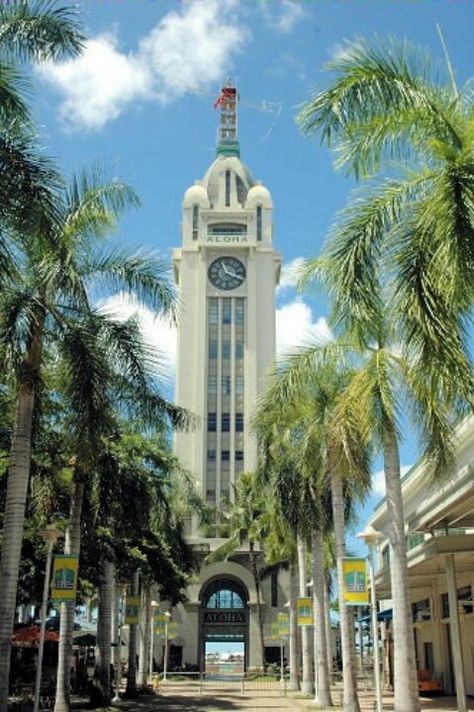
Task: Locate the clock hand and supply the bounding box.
[226,269,243,280]
[221,261,231,276]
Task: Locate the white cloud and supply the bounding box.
[139,0,245,103]
[99,293,177,376]
[372,465,413,498]
[275,0,306,33]
[36,32,151,131]
[36,0,246,131]
[276,298,332,357]
[260,0,306,34]
[277,256,305,294]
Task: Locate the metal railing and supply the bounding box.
[154,670,288,696]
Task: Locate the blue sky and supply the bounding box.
[31,0,474,553]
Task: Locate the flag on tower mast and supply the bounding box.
[213,86,236,110]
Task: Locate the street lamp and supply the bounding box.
[163,612,172,681]
[357,525,383,712]
[149,601,159,685]
[33,524,62,712]
[112,582,128,702]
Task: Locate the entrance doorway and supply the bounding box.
[200,578,249,673]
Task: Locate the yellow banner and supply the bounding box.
[154,611,168,635]
[168,622,178,640]
[50,555,78,602]
[342,558,368,606]
[278,612,289,637]
[270,622,280,641]
[297,597,313,626]
[124,596,141,625]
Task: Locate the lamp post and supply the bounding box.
[112,583,128,702]
[34,524,61,712]
[163,612,171,681]
[357,525,383,712]
[149,601,159,685]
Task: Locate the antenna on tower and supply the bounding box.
[214,78,240,158]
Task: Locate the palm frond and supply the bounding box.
[0,63,31,125]
[83,249,177,319]
[0,0,84,63]
[64,167,140,243]
[297,36,461,177]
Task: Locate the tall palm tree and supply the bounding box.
[257,362,370,711]
[0,166,176,708]
[52,313,190,712]
[296,36,473,401]
[271,325,463,711]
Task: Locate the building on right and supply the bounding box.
[368,413,474,702]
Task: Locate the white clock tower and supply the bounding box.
[171,84,283,670]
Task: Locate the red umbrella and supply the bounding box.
[12,626,59,647]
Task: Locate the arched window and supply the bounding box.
[202,579,247,609]
[192,204,199,240]
[256,205,262,241]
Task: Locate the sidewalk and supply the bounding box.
[70,686,474,712]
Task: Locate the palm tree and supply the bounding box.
[296,36,473,400]
[257,362,370,710]
[271,323,464,711]
[0,166,177,708]
[52,312,190,712]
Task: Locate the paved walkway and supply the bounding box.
[71,687,474,712]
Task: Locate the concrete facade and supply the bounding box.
[169,98,287,671]
[369,414,474,699]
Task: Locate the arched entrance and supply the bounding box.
[200,578,249,673]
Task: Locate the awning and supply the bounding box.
[12,626,59,647]
[357,609,393,624]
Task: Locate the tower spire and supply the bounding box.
[215,78,240,158]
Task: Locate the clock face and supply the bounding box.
[208,257,246,290]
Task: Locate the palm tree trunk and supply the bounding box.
[249,542,265,668]
[288,557,300,691]
[125,571,140,697]
[95,558,114,706]
[0,316,44,712]
[297,537,313,695]
[384,437,419,712]
[137,586,151,687]
[311,529,332,706]
[324,577,333,678]
[54,477,84,712]
[331,469,360,712]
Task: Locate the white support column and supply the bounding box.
[445,553,467,712]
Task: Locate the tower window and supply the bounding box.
[225,170,231,207]
[192,205,199,240]
[208,375,217,394]
[256,205,262,241]
[207,449,216,461]
[208,299,218,324]
[208,413,217,432]
[222,340,231,359]
[235,450,244,461]
[209,340,218,358]
[222,301,232,324]
[221,450,230,461]
[236,413,244,432]
[235,375,244,394]
[235,300,245,325]
[221,413,230,432]
[235,341,244,359]
[222,376,231,395]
